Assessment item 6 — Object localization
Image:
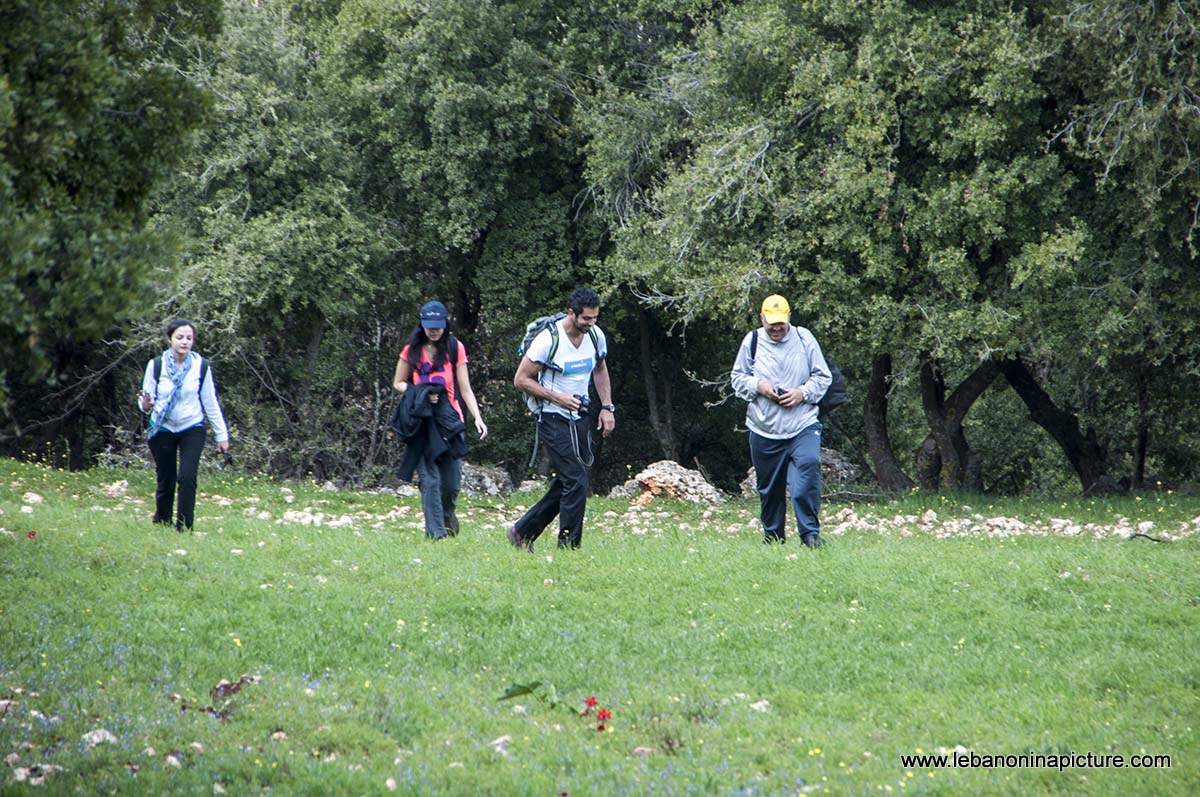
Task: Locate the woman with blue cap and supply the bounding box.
[393,300,488,538]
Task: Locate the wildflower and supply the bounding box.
[596,708,611,722]
[582,696,597,715]
[27,531,36,539]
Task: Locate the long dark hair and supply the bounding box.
[404,324,451,369]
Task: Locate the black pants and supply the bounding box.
[514,413,591,548]
[149,424,207,530]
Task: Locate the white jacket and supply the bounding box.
[140,355,229,442]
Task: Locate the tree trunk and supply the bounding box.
[999,358,1119,495]
[863,353,914,491]
[918,359,997,491]
[914,436,940,490]
[1133,371,1149,490]
[639,308,679,461]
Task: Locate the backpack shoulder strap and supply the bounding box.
[749,329,758,364]
[448,336,459,396]
[196,356,212,414]
[152,356,162,401]
[545,321,561,366]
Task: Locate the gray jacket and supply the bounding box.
[731,326,832,439]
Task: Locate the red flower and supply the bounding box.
[596,708,612,722]
[583,696,598,708]
[27,531,36,539]
[596,724,606,732]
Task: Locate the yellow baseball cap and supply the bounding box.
[760,294,791,324]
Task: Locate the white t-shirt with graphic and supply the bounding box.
[525,319,608,418]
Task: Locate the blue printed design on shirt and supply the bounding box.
[561,357,593,375]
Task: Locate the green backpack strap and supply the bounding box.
[544,323,561,366]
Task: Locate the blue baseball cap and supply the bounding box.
[419,300,448,329]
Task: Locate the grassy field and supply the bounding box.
[1,457,1197,795]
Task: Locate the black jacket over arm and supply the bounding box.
[392,383,468,482]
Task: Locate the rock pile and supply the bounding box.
[460,463,513,496]
[608,460,725,505]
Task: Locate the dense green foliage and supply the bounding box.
[2,0,1198,494]
[0,0,221,453]
[1,460,1197,794]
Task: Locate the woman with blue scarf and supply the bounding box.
[139,319,230,531]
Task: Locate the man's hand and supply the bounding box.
[597,408,615,437]
[757,380,781,402]
[777,387,806,408]
[554,392,583,412]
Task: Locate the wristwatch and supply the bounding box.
[600,403,616,414]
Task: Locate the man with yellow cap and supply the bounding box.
[730,295,833,547]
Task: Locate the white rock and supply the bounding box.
[82,728,118,747]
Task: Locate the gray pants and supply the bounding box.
[417,455,462,539]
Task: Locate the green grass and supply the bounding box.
[1,458,1197,795]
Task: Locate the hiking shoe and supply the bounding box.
[445,511,460,537]
[801,533,825,549]
[506,525,524,549]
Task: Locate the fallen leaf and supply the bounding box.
[210,674,261,702]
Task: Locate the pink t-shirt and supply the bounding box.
[400,340,468,420]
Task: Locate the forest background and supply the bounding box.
[2,0,1198,497]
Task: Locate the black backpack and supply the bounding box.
[749,329,848,415]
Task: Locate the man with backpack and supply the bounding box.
[508,287,615,551]
[731,295,833,548]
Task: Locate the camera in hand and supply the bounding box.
[574,393,591,411]
[775,386,787,396]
